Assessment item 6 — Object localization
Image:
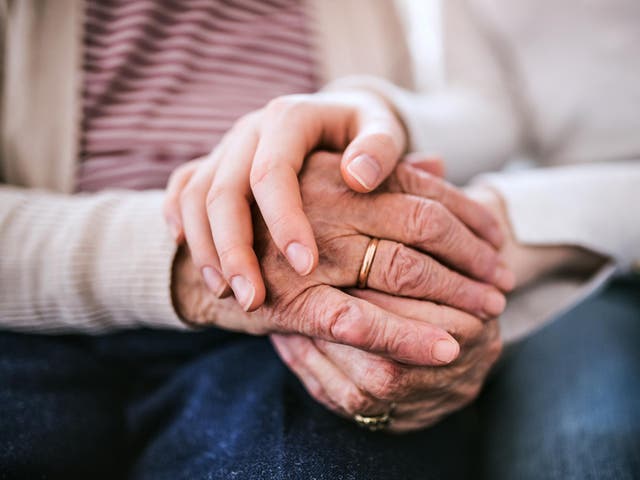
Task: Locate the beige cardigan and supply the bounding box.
[1,0,639,340]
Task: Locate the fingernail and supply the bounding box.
[493,265,516,291]
[202,266,226,297]
[286,242,313,275]
[346,154,381,190]
[230,275,256,311]
[484,291,507,317]
[432,339,459,364]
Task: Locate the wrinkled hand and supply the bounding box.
[173,152,511,367]
[163,90,508,311]
[271,289,503,432]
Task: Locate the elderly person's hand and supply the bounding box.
[271,289,502,432]
[172,152,512,366]
[163,90,506,309]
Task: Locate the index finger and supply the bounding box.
[250,107,322,277]
[271,285,460,367]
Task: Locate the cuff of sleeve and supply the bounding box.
[92,190,189,330]
[475,166,629,267]
[474,165,637,342]
[499,260,616,344]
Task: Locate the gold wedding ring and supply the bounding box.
[357,237,380,289]
[353,403,396,432]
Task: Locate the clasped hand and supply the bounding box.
[170,151,511,431]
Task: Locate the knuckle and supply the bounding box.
[296,341,316,368]
[366,361,406,400]
[234,110,261,130]
[216,244,246,268]
[361,132,397,157]
[325,301,365,343]
[265,95,294,113]
[267,209,298,237]
[178,182,200,208]
[249,161,274,189]
[205,184,229,211]
[342,385,376,415]
[382,243,426,293]
[424,203,453,244]
[265,95,309,119]
[406,200,450,245]
[457,382,483,405]
[305,381,325,403]
[169,161,194,184]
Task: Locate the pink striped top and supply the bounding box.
[77,0,318,192]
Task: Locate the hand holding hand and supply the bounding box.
[164,89,408,308]
[172,152,511,366]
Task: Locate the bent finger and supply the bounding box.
[393,162,506,250]
[250,105,321,277]
[180,173,230,298]
[271,334,385,418]
[340,100,407,193]
[347,193,510,290]
[347,289,484,346]
[365,239,506,319]
[208,128,266,311]
[163,160,202,243]
[278,285,460,367]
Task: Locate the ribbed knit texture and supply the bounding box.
[0,187,185,333]
[76,0,317,192]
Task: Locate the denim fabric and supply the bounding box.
[1,277,639,479]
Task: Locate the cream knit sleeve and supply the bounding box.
[0,185,188,333]
[325,0,521,185]
[476,161,640,343]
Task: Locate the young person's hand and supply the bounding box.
[164,89,506,310]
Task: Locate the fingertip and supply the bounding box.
[229,273,266,312]
[493,263,516,292]
[201,266,228,298]
[483,290,507,318]
[343,153,383,192]
[342,129,401,193]
[431,337,460,365]
[285,241,317,276]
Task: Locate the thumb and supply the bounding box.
[340,110,407,193]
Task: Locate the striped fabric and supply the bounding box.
[77,0,318,192]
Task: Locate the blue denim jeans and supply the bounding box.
[1,277,639,479]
